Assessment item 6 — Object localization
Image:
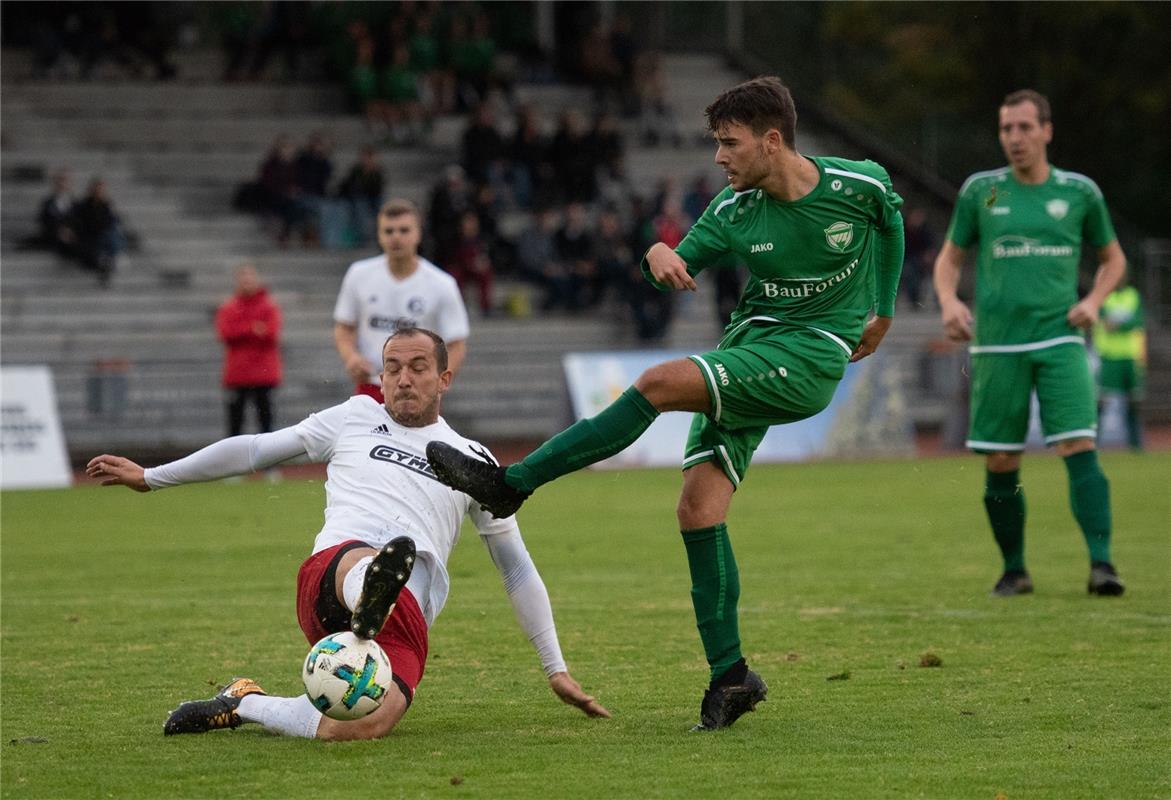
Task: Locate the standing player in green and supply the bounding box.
[1093,283,1146,451]
[933,89,1127,597]
[427,76,905,731]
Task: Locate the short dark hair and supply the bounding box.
[705,76,798,148]
[379,198,421,221]
[1002,89,1051,125]
[384,324,448,372]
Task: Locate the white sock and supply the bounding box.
[341,555,374,612]
[237,694,322,739]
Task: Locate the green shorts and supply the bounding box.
[684,321,849,487]
[1098,357,1145,398]
[968,342,1096,452]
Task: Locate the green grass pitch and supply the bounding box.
[2,452,1169,799]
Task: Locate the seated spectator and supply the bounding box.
[447,210,495,315]
[335,145,385,246]
[255,135,309,246]
[509,106,553,210]
[550,110,597,205]
[379,43,427,145]
[516,207,571,312]
[72,178,127,286]
[294,132,335,246]
[683,174,716,222]
[409,7,454,115]
[627,194,674,341]
[34,170,78,257]
[449,11,497,110]
[633,52,682,148]
[427,165,473,268]
[555,202,598,311]
[578,20,623,113]
[461,102,507,190]
[592,208,632,308]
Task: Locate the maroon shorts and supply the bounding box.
[296,541,429,699]
[355,383,384,403]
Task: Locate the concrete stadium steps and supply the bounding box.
[0,82,346,117]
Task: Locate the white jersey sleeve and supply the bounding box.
[292,400,353,462]
[332,263,361,326]
[432,271,471,343]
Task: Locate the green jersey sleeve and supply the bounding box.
[946,177,982,249]
[1079,176,1117,248]
[640,189,736,291]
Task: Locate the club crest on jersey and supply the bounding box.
[824,221,853,251]
[1045,199,1069,220]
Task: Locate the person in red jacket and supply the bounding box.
[215,263,283,436]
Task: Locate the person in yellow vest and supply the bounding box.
[1093,283,1146,450]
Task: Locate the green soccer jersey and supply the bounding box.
[946,166,1117,347]
[644,156,904,349]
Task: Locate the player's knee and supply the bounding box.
[986,452,1021,472]
[1054,437,1095,457]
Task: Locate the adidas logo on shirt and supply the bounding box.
[371,424,391,437]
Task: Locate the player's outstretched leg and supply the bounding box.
[351,536,416,639]
[691,659,768,732]
[426,442,530,518]
[164,677,266,735]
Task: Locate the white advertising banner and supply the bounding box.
[563,349,911,470]
[1,366,72,489]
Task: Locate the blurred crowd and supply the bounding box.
[26,170,132,286]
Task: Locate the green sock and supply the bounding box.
[1126,401,1144,450]
[1064,450,1113,563]
[984,469,1026,572]
[681,524,742,682]
[505,387,659,493]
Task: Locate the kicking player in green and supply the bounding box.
[427,76,905,731]
[933,89,1127,598]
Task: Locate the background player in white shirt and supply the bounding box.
[333,199,470,401]
[87,327,608,741]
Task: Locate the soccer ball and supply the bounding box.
[302,632,394,721]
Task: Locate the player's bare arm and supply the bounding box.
[933,240,973,341]
[645,242,697,291]
[1067,240,1127,329]
[333,322,375,383]
[850,315,893,362]
[549,671,611,718]
[86,455,149,492]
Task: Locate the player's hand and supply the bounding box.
[344,352,375,384]
[1067,299,1100,330]
[850,315,892,362]
[549,672,611,719]
[940,298,973,342]
[646,243,696,292]
[85,455,150,492]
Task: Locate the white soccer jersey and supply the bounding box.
[294,395,514,621]
[333,256,471,382]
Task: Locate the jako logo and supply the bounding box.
[750,242,774,253]
[714,362,730,386]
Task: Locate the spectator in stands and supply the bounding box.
[336,145,386,246]
[427,165,473,268]
[448,210,495,316]
[626,194,674,341]
[634,52,681,148]
[589,111,626,183]
[900,206,937,310]
[380,42,427,145]
[461,102,507,190]
[682,174,716,222]
[334,198,470,401]
[72,178,127,287]
[449,10,496,110]
[593,208,632,309]
[294,132,335,246]
[578,20,623,113]
[409,6,454,115]
[550,110,598,205]
[510,106,553,210]
[555,202,599,311]
[516,207,569,312]
[256,135,308,246]
[34,170,78,258]
[215,263,283,438]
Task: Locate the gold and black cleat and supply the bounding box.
[163,677,266,736]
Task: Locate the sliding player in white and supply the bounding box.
[88,326,608,741]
